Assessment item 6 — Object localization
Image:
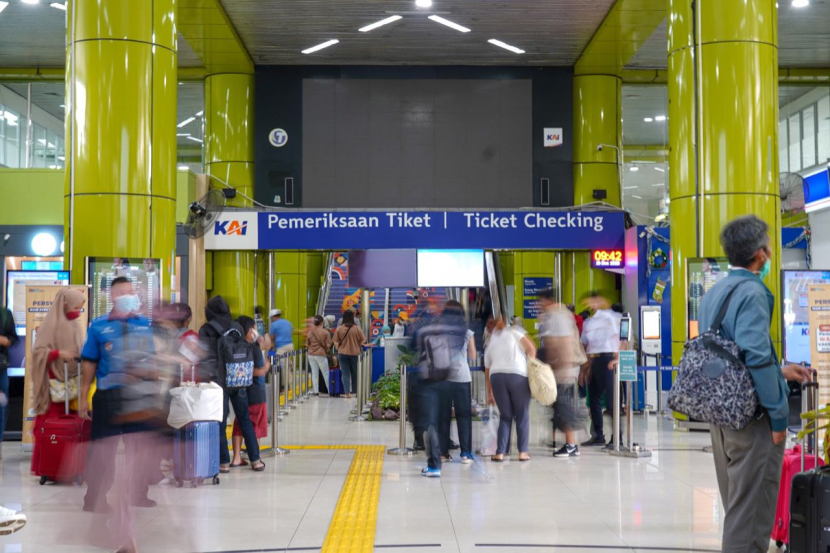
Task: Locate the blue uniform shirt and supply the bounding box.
[81,314,154,390]
[269,318,293,349]
[698,269,790,431]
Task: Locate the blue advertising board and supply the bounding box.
[524,277,553,297]
[204,210,626,251]
[523,299,544,319]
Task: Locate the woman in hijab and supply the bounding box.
[30,287,86,473]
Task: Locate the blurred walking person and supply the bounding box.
[306,315,332,395]
[333,310,367,399]
[485,317,536,462]
[30,288,86,473]
[0,302,17,456]
[269,308,294,391]
[230,316,271,468]
[538,289,588,458]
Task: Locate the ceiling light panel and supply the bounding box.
[0,2,9,13]
[21,0,39,4]
[415,0,432,7]
[177,116,196,128]
[429,15,471,33]
[49,2,66,9]
[302,39,339,54]
[792,0,809,7]
[186,136,203,143]
[360,15,402,32]
[488,39,524,54]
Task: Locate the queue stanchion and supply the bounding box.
[350,353,360,416]
[287,352,297,409]
[388,364,414,456]
[277,354,289,416]
[364,350,373,413]
[349,352,366,421]
[304,349,311,398]
[262,355,289,457]
[297,349,307,403]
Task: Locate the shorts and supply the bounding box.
[232,402,268,439]
[552,384,588,432]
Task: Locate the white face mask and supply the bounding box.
[113,294,140,314]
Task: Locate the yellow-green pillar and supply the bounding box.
[205,73,255,319]
[64,0,177,287]
[571,74,622,307]
[668,0,781,364]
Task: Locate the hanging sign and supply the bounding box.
[204,210,625,251]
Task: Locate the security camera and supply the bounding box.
[596,145,603,152]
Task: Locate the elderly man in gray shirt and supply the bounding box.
[699,215,811,552]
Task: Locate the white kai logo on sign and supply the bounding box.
[544,127,563,148]
[269,128,288,148]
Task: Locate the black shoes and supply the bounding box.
[581,436,606,447]
[412,442,425,452]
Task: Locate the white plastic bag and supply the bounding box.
[478,406,500,456]
[167,382,224,429]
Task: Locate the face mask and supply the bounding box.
[113,294,139,314]
[66,310,82,321]
[759,258,772,280]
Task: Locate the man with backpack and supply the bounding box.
[198,296,265,473]
[698,216,811,552]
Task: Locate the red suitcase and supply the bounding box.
[772,375,824,547]
[37,363,92,485]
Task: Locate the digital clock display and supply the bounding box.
[590,249,624,269]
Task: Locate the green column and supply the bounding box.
[668,0,781,363]
[64,0,177,286]
[571,74,622,306]
[205,73,256,318]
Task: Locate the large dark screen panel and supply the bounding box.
[348,249,417,288]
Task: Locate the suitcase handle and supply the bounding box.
[64,361,82,416]
[801,368,819,471]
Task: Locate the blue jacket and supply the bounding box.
[698,269,789,431]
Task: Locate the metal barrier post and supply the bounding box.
[364,350,373,412]
[278,354,289,416]
[297,349,307,403]
[388,365,414,455]
[262,355,289,457]
[350,352,366,421]
[612,364,621,453]
[305,349,311,397]
[287,352,297,409]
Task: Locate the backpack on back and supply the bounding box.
[667,281,760,430]
[423,334,453,381]
[209,321,254,389]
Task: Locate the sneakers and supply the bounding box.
[421,467,441,478]
[581,436,606,447]
[0,507,27,536]
[553,444,580,458]
[460,452,474,464]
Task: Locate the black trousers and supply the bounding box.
[438,381,472,456]
[587,354,616,441]
[410,374,442,470]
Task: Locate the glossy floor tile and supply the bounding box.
[0,397,786,552]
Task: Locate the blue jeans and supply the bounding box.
[338,354,358,394]
[0,369,8,444]
[220,388,260,465]
[410,374,442,470]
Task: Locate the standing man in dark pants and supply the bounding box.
[79,277,156,513]
[579,291,622,447]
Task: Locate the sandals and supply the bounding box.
[252,461,266,472]
[229,460,249,468]
[490,454,504,462]
[519,454,532,462]
[219,466,230,474]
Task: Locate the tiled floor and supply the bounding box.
[0,397,783,552]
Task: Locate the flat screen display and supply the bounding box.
[783,270,830,364]
[619,318,631,342]
[348,250,417,289]
[642,309,661,340]
[417,249,485,288]
[5,270,70,336]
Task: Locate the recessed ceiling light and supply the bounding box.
[195,110,203,116]
[632,195,643,199]
[360,15,402,33]
[429,15,471,33]
[59,104,65,108]
[792,0,809,7]
[49,2,66,9]
[629,166,640,172]
[302,39,339,55]
[0,2,9,13]
[176,133,191,137]
[643,117,654,122]
[21,0,39,4]
[624,186,638,189]
[654,167,665,172]
[177,117,196,128]
[415,0,432,7]
[488,39,524,54]
[186,136,203,143]
[654,115,667,122]
[178,165,189,170]
[652,183,665,187]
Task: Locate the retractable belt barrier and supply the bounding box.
[388,365,414,455]
[262,353,289,457]
[349,350,372,422]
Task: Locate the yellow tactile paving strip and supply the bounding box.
[286,445,386,553]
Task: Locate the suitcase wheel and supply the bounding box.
[213,476,220,485]
[39,476,48,486]
[74,475,84,486]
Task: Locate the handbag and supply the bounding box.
[667,281,761,430]
[49,375,80,403]
[527,356,558,406]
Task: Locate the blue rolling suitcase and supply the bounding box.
[173,420,221,488]
[329,369,344,396]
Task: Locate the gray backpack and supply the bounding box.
[668,282,760,430]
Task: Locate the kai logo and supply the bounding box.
[544,127,563,148]
[214,220,248,236]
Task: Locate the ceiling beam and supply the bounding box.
[178,0,254,75]
[621,68,830,85]
[575,0,668,77]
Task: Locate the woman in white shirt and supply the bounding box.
[484,317,537,462]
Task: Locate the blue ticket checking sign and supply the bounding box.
[524,277,553,297]
[204,210,625,251]
[618,351,638,382]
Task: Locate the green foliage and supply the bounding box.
[396,344,419,368]
[372,372,401,411]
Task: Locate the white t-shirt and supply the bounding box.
[448,330,474,383]
[484,328,527,377]
[581,309,622,354]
